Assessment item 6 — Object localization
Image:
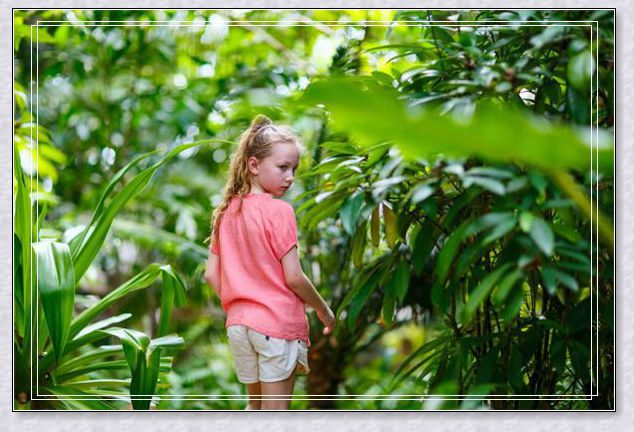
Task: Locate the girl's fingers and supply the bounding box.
[322,326,331,335]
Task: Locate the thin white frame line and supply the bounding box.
[612,10,616,406]
[589,22,594,397]
[27,18,602,402]
[29,22,34,402]
[593,20,601,396]
[14,7,616,10]
[30,19,600,400]
[31,394,596,399]
[33,23,595,27]
[36,20,40,398]
[29,394,592,401]
[33,20,601,23]
[591,22,596,395]
[29,19,600,401]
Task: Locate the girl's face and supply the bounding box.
[248,142,299,197]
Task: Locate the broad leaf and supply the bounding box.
[33,241,75,361]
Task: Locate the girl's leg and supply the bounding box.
[245,382,262,410]
[260,372,296,410]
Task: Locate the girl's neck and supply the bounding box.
[248,182,267,195]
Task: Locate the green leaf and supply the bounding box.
[382,202,399,247]
[130,348,161,410]
[500,283,526,322]
[149,334,185,349]
[67,265,158,342]
[156,265,187,337]
[530,26,565,49]
[64,313,132,355]
[529,217,554,256]
[64,379,130,390]
[370,206,380,247]
[14,146,34,344]
[382,293,396,326]
[567,85,591,125]
[542,265,579,294]
[302,192,345,231]
[39,263,186,377]
[300,77,613,174]
[482,217,517,245]
[392,335,451,386]
[542,265,557,295]
[391,261,411,303]
[555,269,579,292]
[57,345,123,376]
[33,242,75,361]
[435,222,469,284]
[453,241,487,280]
[550,337,567,373]
[566,298,591,335]
[568,339,590,381]
[320,141,359,155]
[519,211,535,232]
[411,183,435,204]
[70,140,226,284]
[56,357,173,383]
[101,327,150,372]
[339,190,365,235]
[460,263,513,324]
[337,264,382,318]
[347,264,384,328]
[351,220,367,268]
[491,268,523,305]
[568,50,595,92]
[42,386,120,410]
[463,176,505,195]
[508,348,527,392]
[100,328,177,410]
[552,222,581,243]
[412,219,435,275]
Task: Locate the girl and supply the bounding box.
[204,115,336,410]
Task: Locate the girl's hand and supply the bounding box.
[318,307,336,335]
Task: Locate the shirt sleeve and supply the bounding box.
[269,202,298,260]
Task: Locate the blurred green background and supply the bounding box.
[13,9,614,410]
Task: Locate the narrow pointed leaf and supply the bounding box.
[529,217,555,256]
[71,140,226,284]
[340,190,365,235]
[460,263,513,324]
[33,241,75,360]
[370,206,380,247]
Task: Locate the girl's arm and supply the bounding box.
[203,253,221,296]
[280,246,336,334]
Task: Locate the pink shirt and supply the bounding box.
[210,193,309,345]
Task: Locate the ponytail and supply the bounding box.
[209,115,298,249]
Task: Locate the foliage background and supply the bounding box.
[13,9,614,410]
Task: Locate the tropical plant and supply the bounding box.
[13,8,614,410]
[13,142,224,409]
[292,9,613,409]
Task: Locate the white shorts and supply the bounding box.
[226,325,310,384]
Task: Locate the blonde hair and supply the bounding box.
[210,114,300,247]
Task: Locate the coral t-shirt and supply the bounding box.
[210,193,309,345]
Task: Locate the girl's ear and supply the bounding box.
[247,155,260,175]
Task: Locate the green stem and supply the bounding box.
[548,169,613,253]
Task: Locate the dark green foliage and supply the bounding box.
[14,9,613,410]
